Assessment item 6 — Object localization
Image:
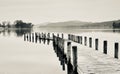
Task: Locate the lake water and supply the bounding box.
[0,27,120,74]
[0,28,67,74]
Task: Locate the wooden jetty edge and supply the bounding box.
[68,34,120,74]
[24,32,120,74]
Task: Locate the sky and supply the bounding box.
[0,0,120,24]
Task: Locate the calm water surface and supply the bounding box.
[0,29,67,74]
[0,27,120,74]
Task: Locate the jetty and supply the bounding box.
[24,32,120,74]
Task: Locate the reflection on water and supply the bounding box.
[0,27,120,74]
[24,32,51,45]
[0,29,67,74]
[0,28,32,37]
[113,29,120,33]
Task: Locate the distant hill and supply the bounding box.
[39,21,92,27]
[81,20,120,29]
[38,20,120,29]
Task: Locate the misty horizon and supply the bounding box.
[0,0,120,24]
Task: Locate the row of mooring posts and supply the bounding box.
[68,34,119,59]
[53,34,78,74]
[24,32,51,44]
[53,34,66,71]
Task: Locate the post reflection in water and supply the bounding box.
[113,29,120,33]
[0,28,32,37]
[52,35,66,71]
[24,32,51,45]
[24,33,78,74]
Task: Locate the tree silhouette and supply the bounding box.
[14,20,33,28]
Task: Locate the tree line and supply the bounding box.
[113,22,120,28]
[0,20,33,28]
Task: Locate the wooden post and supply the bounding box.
[38,33,41,43]
[72,35,74,41]
[24,33,26,41]
[75,36,77,42]
[84,37,87,46]
[68,34,70,40]
[67,42,71,62]
[72,46,78,74]
[62,39,65,71]
[41,32,43,38]
[74,35,75,42]
[73,35,74,42]
[27,34,29,41]
[32,33,34,42]
[67,42,73,74]
[35,32,38,43]
[52,33,54,39]
[47,33,50,39]
[114,43,119,59]
[62,33,64,39]
[80,36,82,44]
[89,37,92,48]
[78,36,80,43]
[103,41,107,54]
[39,33,41,39]
[57,33,59,37]
[75,35,76,42]
[43,33,46,44]
[95,39,98,50]
[29,33,31,42]
[44,33,46,39]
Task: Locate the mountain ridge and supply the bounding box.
[38,19,120,29]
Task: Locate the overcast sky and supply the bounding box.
[0,0,120,24]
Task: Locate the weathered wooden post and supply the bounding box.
[95,39,98,50]
[26,34,29,41]
[42,32,43,38]
[67,42,73,74]
[72,46,78,74]
[73,35,75,42]
[114,43,119,59]
[75,35,77,42]
[67,42,71,62]
[70,34,72,40]
[78,36,80,43]
[52,33,54,39]
[73,35,74,42]
[32,33,34,42]
[89,37,92,48]
[72,35,74,41]
[80,36,82,44]
[57,33,59,37]
[62,33,64,39]
[24,33,26,41]
[76,36,78,43]
[38,33,41,43]
[47,33,50,44]
[47,33,50,39]
[44,33,46,39]
[84,37,87,46]
[103,41,107,54]
[29,33,31,42]
[68,34,70,40]
[62,38,65,71]
[56,34,59,57]
[39,33,41,39]
[75,36,76,42]
[35,32,38,43]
